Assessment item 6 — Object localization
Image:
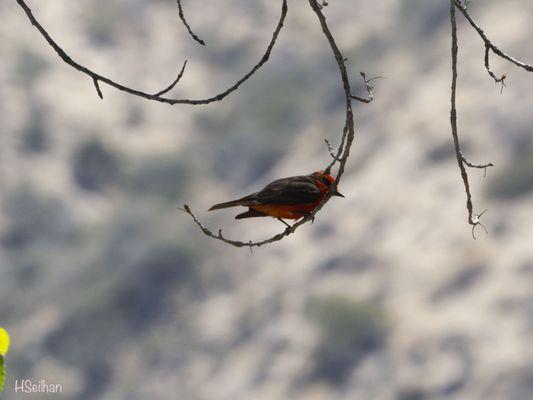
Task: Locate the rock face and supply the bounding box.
[1,1,533,399]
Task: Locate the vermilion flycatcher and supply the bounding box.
[208,171,343,224]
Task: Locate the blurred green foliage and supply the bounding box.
[431,264,486,303]
[83,0,120,46]
[398,0,449,38]
[5,1,529,398]
[122,156,189,201]
[2,185,72,249]
[0,327,10,396]
[124,104,145,128]
[13,263,41,289]
[486,147,533,200]
[197,72,315,185]
[45,240,196,398]
[425,141,456,164]
[71,138,121,192]
[13,48,49,88]
[0,355,4,396]
[307,295,387,385]
[83,0,149,47]
[18,105,50,154]
[397,388,428,400]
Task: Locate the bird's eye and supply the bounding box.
[321,177,332,186]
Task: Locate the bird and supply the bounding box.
[208,170,344,227]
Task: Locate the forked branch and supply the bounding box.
[449,0,489,238]
[351,73,382,104]
[15,0,287,105]
[449,0,533,238]
[23,0,524,245]
[18,0,367,249]
[153,60,188,97]
[454,0,533,88]
[179,0,366,249]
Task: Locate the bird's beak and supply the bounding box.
[333,190,345,198]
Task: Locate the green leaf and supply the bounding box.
[0,355,5,397]
[0,328,9,356]
[0,328,9,397]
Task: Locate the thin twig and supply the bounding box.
[18,0,375,248]
[484,45,507,93]
[323,138,339,175]
[179,205,295,249]
[324,138,339,161]
[351,72,382,103]
[460,152,494,178]
[449,0,488,234]
[153,60,187,96]
[93,77,103,99]
[15,0,287,106]
[180,0,361,249]
[454,0,533,73]
[177,0,206,46]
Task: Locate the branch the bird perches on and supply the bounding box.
[15,0,533,248]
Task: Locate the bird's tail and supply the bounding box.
[208,198,248,211]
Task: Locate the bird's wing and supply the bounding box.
[251,175,321,205]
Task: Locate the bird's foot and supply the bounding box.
[277,218,292,228]
[303,212,315,224]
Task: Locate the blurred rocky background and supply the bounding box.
[1,0,533,399]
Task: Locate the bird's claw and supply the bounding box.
[277,218,292,228]
[303,212,315,224]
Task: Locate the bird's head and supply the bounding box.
[312,170,344,197]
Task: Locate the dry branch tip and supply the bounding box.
[351,72,381,104]
[153,60,188,97]
[177,0,206,46]
[93,78,103,99]
[471,209,489,240]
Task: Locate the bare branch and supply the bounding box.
[179,205,297,249]
[454,0,533,75]
[15,0,288,106]
[177,0,206,46]
[308,0,355,187]
[449,0,489,235]
[449,0,474,225]
[448,0,533,236]
[19,0,359,249]
[181,0,362,249]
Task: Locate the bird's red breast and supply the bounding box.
[251,201,322,219]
